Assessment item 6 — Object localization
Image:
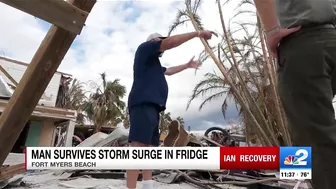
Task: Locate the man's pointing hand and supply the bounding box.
[198,30,218,40]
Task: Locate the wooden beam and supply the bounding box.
[0,0,96,166]
[0,65,18,86]
[0,0,89,34]
[0,100,77,117]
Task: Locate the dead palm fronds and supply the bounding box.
[170,0,291,146]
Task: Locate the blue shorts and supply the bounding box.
[128,103,160,146]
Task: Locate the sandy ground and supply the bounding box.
[12,171,245,189]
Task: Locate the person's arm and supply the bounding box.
[254,0,301,57]
[253,0,278,31]
[138,32,199,58]
[164,56,201,76]
[138,31,213,58]
[160,32,199,52]
[164,64,189,76]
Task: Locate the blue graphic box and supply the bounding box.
[279,146,311,170]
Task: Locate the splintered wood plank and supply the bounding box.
[0,0,89,34]
[0,163,25,181]
[0,0,96,166]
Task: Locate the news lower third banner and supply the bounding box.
[25,146,312,180]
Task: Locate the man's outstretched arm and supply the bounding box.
[253,0,278,31]
[164,57,201,76]
[164,64,189,76]
[160,31,213,52]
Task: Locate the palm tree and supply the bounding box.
[84,73,126,133]
[159,111,172,135]
[56,77,87,124]
[123,108,130,129]
[176,116,185,129]
[168,0,291,146]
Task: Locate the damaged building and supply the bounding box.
[0,56,77,153]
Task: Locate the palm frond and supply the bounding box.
[84,73,127,132]
[168,0,290,146]
[198,91,227,111]
[168,9,189,36]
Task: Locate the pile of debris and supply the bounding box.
[1,124,312,189]
[0,161,25,188]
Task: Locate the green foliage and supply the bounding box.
[56,78,87,124]
[57,74,185,134]
[159,111,172,134]
[83,73,126,133]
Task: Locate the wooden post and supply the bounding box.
[0,0,96,166]
[64,120,76,147]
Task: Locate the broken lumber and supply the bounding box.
[0,0,96,166]
[0,163,25,181]
[0,0,89,34]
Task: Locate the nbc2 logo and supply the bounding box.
[284,149,308,166]
[280,147,311,169]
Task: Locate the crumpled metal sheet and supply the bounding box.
[76,132,109,147]
[52,128,129,175]
[93,127,128,147]
[76,127,128,148]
